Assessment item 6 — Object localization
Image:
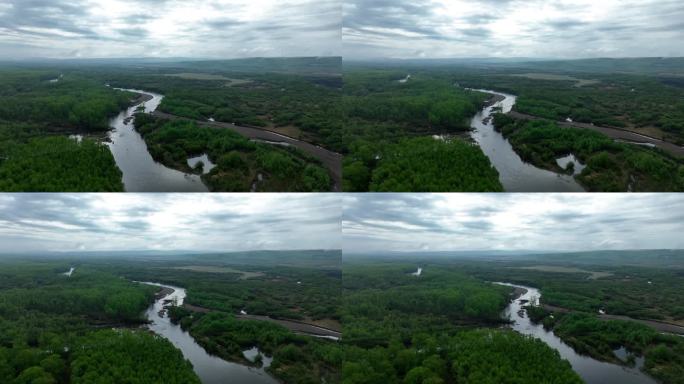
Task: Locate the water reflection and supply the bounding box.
[556,154,586,176]
[187,154,216,175]
[140,282,278,384]
[107,89,208,192]
[496,282,657,384]
[468,89,585,192]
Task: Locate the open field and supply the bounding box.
[510,73,600,87]
[516,265,614,279]
[171,265,264,279]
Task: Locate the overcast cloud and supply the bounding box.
[343,0,684,59]
[0,0,340,59]
[0,194,340,253]
[343,194,684,253]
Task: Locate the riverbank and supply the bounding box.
[154,286,175,300]
[106,88,209,192]
[128,92,154,106]
[144,283,281,384]
[501,283,660,384]
[483,93,506,107]
[468,89,585,192]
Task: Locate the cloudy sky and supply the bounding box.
[343,194,684,254]
[0,194,340,253]
[343,0,684,59]
[0,0,340,59]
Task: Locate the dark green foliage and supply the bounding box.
[0,262,200,384]
[134,116,331,191]
[341,262,582,384]
[493,115,684,191]
[341,70,493,191]
[0,136,123,192]
[448,330,582,384]
[368,137,503,192]
[0,70,135,191]
[70,330,201,384]
[0,70,133,131]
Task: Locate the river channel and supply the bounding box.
[497,282,658,384]
[141,282,278,384]
[107,89,208,192]
[469,89,585,192]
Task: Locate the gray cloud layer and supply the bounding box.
[0,194,341,252]
[343,194,684,253]
[343,0,684,59]
[0,0,340,59]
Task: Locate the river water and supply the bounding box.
[141,282,278,384]
[469,89,585,192]
[107,89,208,192]
[497,282,658,384]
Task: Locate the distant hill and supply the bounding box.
[0,56,342,76]
[0,249,341,269]
[346,57,684,77]
[346,249,684,268]
[531,249,684,268]
[515,57,684,76]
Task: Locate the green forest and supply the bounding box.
[99,65,341,147]
[0,62,340,192]
[464,261,684,323]
[340,70,500,191]
[170,311,341,384]
[3,252,684,383]
[84,251,341,384]
[111,256,341,322]
[0,69,135,191]
[365,137,502,192]
[134,114,331,192]
[341,262,582,383]
[0,137,123,192]
[0,251,342,384]
[493,114,684,191]
[528,308,684,383]
[446,65,684,144]
[452,257,684,383]
[0,261,201,384]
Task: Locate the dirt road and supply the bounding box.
[542,304,684,335]
[152,111,343,191]
[508,111,684,158]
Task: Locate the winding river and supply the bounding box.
[141,282,278,384]
[497,282,658,384]
[469,90,585,192]
[107,89,208,192]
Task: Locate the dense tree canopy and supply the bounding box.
[340,70,495,191]
[341,262,583,383]
[0,69,137,191]
[367,137,503,192]
[0,136,123,192]
[0,262,200,384]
